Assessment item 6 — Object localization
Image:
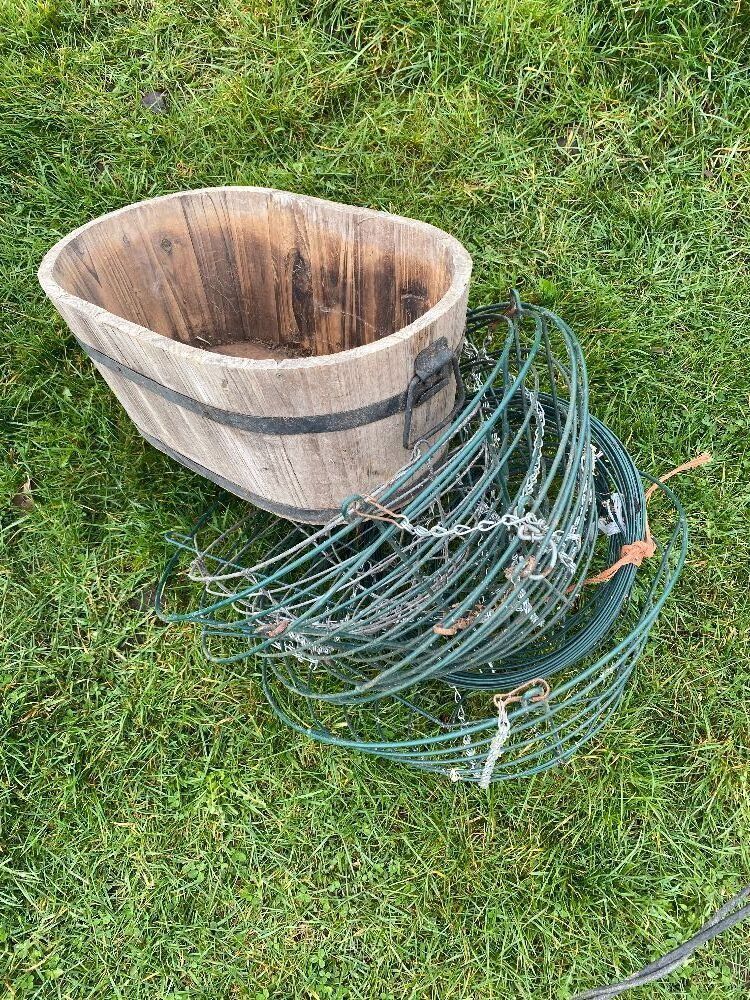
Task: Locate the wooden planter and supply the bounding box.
[39,187,471,522]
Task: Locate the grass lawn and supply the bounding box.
[2,1,750,997]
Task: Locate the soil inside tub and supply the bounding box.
[209,339,312,361]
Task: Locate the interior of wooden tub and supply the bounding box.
[50,190,462,360]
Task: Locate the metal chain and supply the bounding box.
[156,298,689,787]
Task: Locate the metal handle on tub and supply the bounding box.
[402,337,466,450]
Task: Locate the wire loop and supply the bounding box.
[156,298,696,784]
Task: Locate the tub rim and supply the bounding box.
[38,186,472,372]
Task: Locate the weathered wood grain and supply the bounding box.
[39,187,472,521]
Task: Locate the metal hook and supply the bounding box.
[493,677,551,711]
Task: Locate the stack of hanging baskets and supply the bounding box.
[40,187,698,785]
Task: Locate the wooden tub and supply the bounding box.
[39,187,472,522]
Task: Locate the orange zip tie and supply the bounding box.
[579,451,712,588]
[263,619,291,638]
[492,677,551,711]
[351,496,405,526]
[433,603,485,636]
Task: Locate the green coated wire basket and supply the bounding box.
[155,298,688,784]
[260,470,685,785]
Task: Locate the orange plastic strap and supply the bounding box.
[581,451,711,587]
